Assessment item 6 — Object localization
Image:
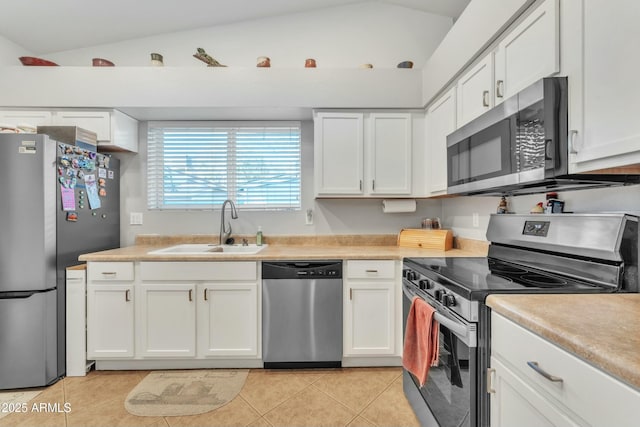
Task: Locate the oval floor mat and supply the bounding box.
[125,369,249,417]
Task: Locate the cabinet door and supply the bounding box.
[87,284,134,358]
[0,110,52,127]
[53,111,111,141]
[369,113,412,195]
[494,0,559,105]
[490,357,584,427]
[426,87,456,195]
[344,281,395,355]
[138,283,196,357]
[314,112,364,196]
[197,283,258,358]
[567,0,640,173]
[457,54,494,127]
[99,110,139,153]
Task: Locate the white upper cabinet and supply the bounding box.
[368,113,412,195]
[0,110,52,127]
[456,53,494,127]
[426,87,456,195]
[564,0,640,173]
[314,112,364,196]
[494,0,559,105]
[314,111,414,197]
[54,109,139,153]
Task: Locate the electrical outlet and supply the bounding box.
[472,212,479,228]
[305,209,313,225]
[130,212,143,225]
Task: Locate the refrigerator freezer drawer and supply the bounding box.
[0,290,58,390]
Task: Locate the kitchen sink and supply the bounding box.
[148,243,267,255]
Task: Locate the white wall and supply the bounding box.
[116,120,442,246]
[442,185,640,241]
[46,2,452,69]
[0,35,30,66]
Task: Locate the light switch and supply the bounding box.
[130,212,143,225]
[305,209,313,225]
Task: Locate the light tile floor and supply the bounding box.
[0,367,420,427]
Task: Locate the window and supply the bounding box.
[147,121,301,210]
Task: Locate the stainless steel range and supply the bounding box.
[402,213,639,427]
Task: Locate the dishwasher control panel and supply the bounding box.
[262,260,343,279]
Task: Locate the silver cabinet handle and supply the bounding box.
[482,90,490,107]
[568,130,579,154]
[527,361,563,383]
[487,368,496,394]
[496,80,504,98]
[125,289,131,302]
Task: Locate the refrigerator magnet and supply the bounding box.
[66,211,78,222]
[77,170,84,180]
[98,178,106,187]
[98,168,107,179]
[61,185,76,210]
[108,170,114,179]
[99,188,107,197]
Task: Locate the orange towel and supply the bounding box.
[403,296,440,387]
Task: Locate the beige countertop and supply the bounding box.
[78,233,489,262]
[486,294,640,391]
[78,243,485,262]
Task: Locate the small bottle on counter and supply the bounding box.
[256,226,263,246]
[497,196,508,214]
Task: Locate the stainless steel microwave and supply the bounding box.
[446,77,639,196]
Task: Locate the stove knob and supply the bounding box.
[434,289,443,301]
[407,271,418,281]
[418,279,429,290]
[402,269,409,278]
[443,294,456,307]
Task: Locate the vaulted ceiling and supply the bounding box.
[0,0,470,54]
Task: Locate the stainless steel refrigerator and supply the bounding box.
[0,133,120,390]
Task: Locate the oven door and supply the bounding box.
[402,283,477,427]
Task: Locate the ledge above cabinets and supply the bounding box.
[0,67,424,118]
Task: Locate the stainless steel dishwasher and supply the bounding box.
[262,260,342,368]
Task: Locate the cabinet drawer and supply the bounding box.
[346,260,395,279]
[140,262,258,281]
[491,313,640,426]
[88,262,134,281]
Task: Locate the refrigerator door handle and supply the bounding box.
[0,291,39,299]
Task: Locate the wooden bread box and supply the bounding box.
[397,228,453,251]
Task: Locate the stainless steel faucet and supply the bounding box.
[219,199,238,245]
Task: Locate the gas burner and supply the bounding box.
[517,273,568,288]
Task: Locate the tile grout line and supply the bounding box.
[258,381,316,421]
[236,394,266,427]
[355,375,401,426]
[307,383,360,424]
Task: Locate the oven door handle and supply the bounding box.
[403,284,476,347]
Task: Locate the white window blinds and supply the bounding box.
[147,121,301,210]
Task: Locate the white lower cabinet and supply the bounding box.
[86,284,134,358]
[137,283,197,358]
[86,262,135,359]
[490,312,640,427]
[197,282,259,358]
[490,357,582,427]
[87,261,260,366]
[343,260,397,356]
